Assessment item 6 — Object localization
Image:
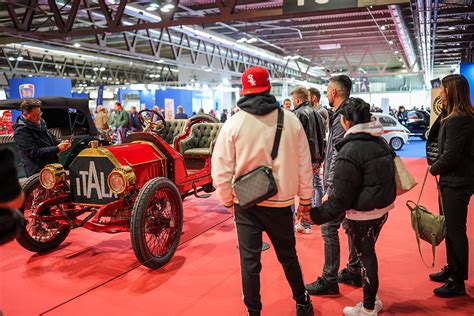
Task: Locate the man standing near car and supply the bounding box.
[212,66,314,316]
[305,75,362,296]
[129,106,142,132]
[291,86,325,234]
[308,87,329,133]
[114,102,129,144]
[13,99,71,177]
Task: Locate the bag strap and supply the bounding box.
[416,167,430,205]
[271,108,284,161]
[407,200,436,268]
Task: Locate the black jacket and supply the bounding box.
[13,116,61,177]
[430,114,474,189]
[426,115,442,165]
[323,101,347,193]
[293,101,325,164]
[311,131,396,225]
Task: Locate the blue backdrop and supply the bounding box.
[460,63,474,104]
[8,77,72,122]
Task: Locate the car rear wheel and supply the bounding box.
[131,177,183,269]
[389,137,404,151]
[16,174,71,253]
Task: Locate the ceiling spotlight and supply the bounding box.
[380,25,386,31]
[160,7,170,12]
[100,67,106,71]
[17,56,24,61]
[163,4,175,10]
[115,81,120,84]
[394,50,399,54]
[156,59,164,63]
[448,26,455,30]
[440,62,445,65]
[443,49,448,53]
[237,38,247,43]
[146,5,158,11]
[247,37,258,43]
[73,43,81,48]
[205,68,212,72]
[93,67,99,71]
[315,0,329,3]
[8,57,14,61]
[388,40,394,45]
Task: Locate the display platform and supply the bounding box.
[1,158,473,315]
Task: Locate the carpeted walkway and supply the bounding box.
[1,158,473,315]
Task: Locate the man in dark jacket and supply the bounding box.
[299,98,396,315]
[0,149,25,245]
[306,75,362,296]
[129,106,142,132]
[291,86,325,234]
[13,99,71,177]
[175,105,189,119]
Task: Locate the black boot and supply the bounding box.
[296,292,314,316]
[429,265,450,283]
[338,268,362,287]
[305,277,339,296]
[434,278,466,298]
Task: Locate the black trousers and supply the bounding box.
[347,214,388,310]
[234,204,306,313]
[441,185,472,282]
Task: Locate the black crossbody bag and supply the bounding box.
[233,108,284,209]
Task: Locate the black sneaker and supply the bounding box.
[434,278,466,298]
[338,268,362,287]
[429,265,450,283]
[305,277,340,296]
[296,301,314,316]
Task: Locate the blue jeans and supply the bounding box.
[312,172,323,208]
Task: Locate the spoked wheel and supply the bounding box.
[16,174,71,253]
[131,177,183,269]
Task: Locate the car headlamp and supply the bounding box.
[39,164,65,189]
[107,166,136,195]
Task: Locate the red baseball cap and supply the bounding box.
[240,66,271,96]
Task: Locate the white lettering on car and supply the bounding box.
[76,161,117,199]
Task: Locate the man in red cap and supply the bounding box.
[212,66,314,316]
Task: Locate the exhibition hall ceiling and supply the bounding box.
[0,0,472,86]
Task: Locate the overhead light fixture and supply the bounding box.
[93,67,99,71]
[160,7,170,13]
[163,4,175,10]
[155,59,164,63]
[237,38,247,43]
[315,0,329,3]
[100,67,106,71]
[319,44,341,50]
[17,56,24,61]
[204,68,212,72]
[443,49,448,53]
[388,40,394,45]
[8,57,14,61]
[394,50,399,54]
[247,37,258,44]
[73,43,81,48]
[440,62,445,65]
[401,69,408,73]
[146,5,158,11]
[380,25,386,31]
[448,26,455,30]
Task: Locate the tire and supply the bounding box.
[131,177,183,269]
[389,137,404,151]
[422,128,430,141]
[16,174,71,253]
[202,183,215,193]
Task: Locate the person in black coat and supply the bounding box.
[13,99,71,177]
[298,98,396,316]
[0,149,25,245]
[427,74,474,298]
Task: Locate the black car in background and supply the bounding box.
[0,97,100,178]
[402,110,430,140]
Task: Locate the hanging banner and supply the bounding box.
[164,98,175,120]
[283,0,409,13]
[96,84,105,108]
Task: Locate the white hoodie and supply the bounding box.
[211,109,314,208]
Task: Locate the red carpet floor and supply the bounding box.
[1,158,473,315]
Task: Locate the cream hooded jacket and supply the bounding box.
[211,108,314,208]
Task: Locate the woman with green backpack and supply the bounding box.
[428,74,474,298]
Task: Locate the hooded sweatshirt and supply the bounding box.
[311,119,396,224]
[212,93,314,208]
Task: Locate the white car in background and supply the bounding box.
[371,113,410,151]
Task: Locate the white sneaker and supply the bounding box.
[343,297,383,316]
[295,223,312,234]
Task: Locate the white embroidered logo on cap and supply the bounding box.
[247,74,257,86]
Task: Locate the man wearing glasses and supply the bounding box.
[13,99,71,177]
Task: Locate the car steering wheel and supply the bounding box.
[138,109,166,132]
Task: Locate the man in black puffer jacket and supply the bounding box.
[298,98,396,316]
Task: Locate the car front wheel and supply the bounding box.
[390,137,404,151]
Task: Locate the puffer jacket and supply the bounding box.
[13,116,61,177]
[311,120,396,224]
[426,115,441,165]
[293,101,325,164]
[430,113,474,189]
[323,100,348,193]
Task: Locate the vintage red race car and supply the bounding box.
[16,109,222,269]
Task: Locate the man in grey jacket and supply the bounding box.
[305,75,362,296]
